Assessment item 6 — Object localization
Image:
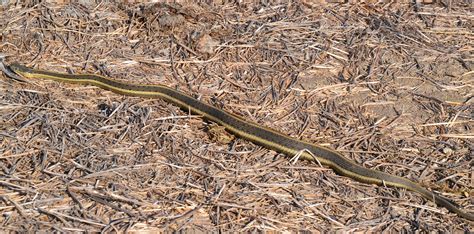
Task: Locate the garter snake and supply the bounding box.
[5,62,474,221]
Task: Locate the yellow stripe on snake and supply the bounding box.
[6,62,473,221]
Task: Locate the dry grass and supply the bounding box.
[0,1,473,232]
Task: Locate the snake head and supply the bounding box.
[0,54,29,83]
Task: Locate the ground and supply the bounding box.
[0,1,473,232]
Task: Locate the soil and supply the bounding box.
[0,1,472,232]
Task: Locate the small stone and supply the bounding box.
[442,147,453,155]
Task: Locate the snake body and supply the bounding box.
[8,63,473,221]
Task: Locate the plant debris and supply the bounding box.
[0,1,472,232]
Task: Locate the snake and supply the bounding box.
[5,62,473,221]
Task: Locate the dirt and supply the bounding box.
[0,1,472,232]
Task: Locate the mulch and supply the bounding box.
[0,1,472,232]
